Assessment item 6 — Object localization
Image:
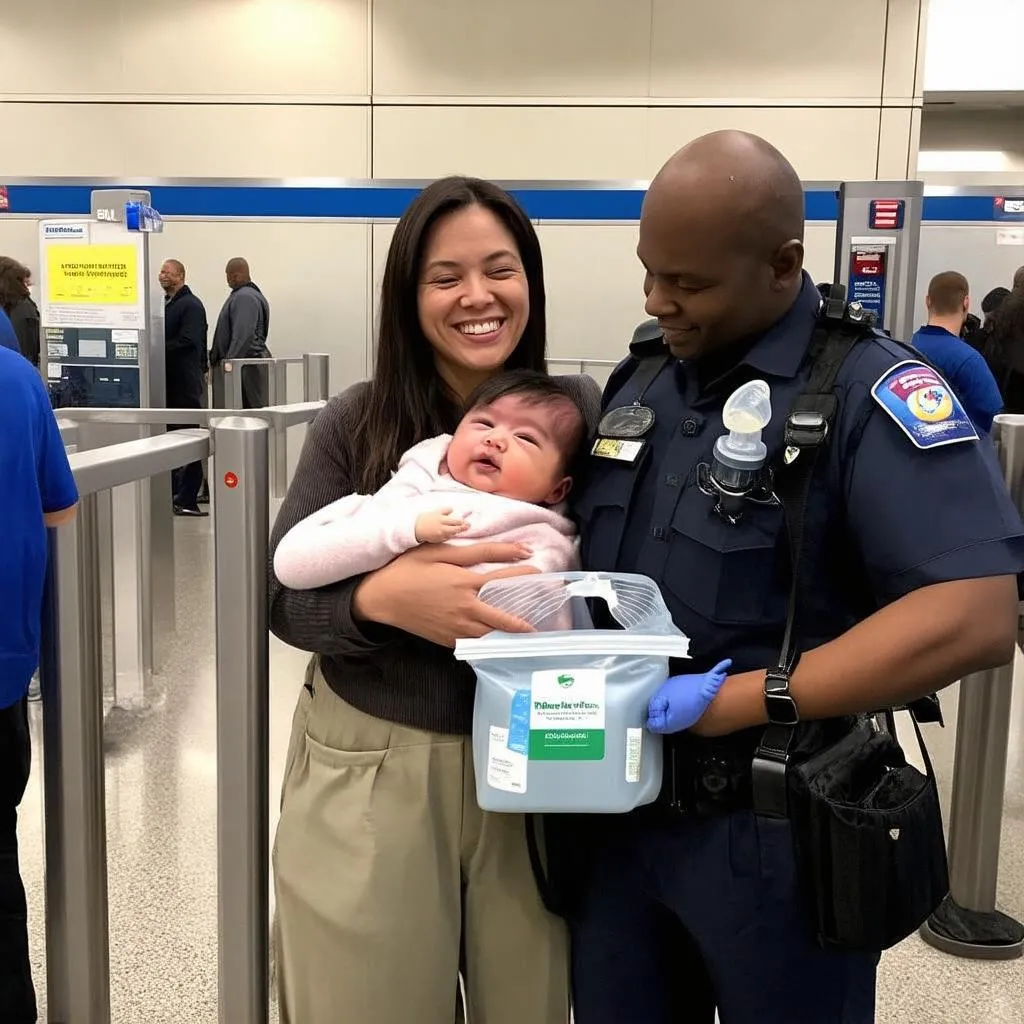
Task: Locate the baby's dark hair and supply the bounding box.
[463,369,588,466]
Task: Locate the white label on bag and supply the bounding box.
[529,668,607,760]
[487,726,528,794]
[625,728,643,783]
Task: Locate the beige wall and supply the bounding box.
[0,0,928,390]
[0,0,926,180]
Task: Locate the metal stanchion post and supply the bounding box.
[39,493,112,1022]
[273,362,289,494]
[272,424,289,500]
[224,362,244,409]
[920,415,1024,960]
[272,360,289,406]
[213,418,270,1024]
[303,353,330,402]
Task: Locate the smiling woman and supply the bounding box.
[360,176,549,493]
[267,176,596,1024]
[418,206,531,394]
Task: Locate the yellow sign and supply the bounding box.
[46,244,138,305]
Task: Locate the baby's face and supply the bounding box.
[446,394,577,504]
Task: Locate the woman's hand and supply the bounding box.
[352,542,538,647]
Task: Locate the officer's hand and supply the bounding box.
[352,541,537,648]
[646,660,732,735]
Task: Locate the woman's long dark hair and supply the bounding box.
[353,177,547,492]
[985,283,1024,375]
[0,256,30,315]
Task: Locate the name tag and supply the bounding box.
[591,437,645,463]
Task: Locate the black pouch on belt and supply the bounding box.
[785,714,949,950]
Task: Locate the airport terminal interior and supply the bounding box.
[3,0,1024,1021]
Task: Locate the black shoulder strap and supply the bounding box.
[751,308,873,818]
[625,353,671,405]
[603,348,671,413]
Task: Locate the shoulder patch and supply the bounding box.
[871,360,978,449]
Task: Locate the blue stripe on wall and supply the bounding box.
[3,184,837,221]
[0,184,1016,223]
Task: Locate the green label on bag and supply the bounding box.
[528,728,605,760]
[528,669,606,761]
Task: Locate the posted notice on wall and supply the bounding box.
[41,239,146,330]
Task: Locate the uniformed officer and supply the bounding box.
[560,131,1024,1023]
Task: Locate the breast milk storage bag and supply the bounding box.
[454,572,690,814]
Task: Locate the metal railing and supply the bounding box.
[220,352,330,410]
[40,428,213,1022]
[920,414,1024,960]
[40,419,272,1023]
[50,402,321,716]
[547,356,619,378]
[56,400,324,501]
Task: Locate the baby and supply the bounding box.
[273,369,587,589]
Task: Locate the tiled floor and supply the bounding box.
[16,512,1024,1022]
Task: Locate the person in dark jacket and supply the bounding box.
[963,286,1010,355]
[159,259,209,516]
[984,266,1024,413]
[0,258,40,367]
[210,257,271,409]
[0,308,20,354]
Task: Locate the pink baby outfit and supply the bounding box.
[273,433,578,589]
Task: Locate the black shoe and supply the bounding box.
[197,489,210,505]
[174,505,209,517]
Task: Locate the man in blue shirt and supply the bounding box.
[911,271,1003,432]
[0,345,78,1022]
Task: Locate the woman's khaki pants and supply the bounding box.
[273,667,570,1024]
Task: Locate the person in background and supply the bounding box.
[0,344,79,1022]
[964,285,1010,355]
[0,306,20,354]
[984,266,1024,413]
[910,270,1003,432]
[209,257,271,409]
[269,175,600,1024]
[0,258,40,367]
[982,285,1010,326]
[159,259,209,516]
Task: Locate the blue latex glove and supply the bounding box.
[646,660,733,735]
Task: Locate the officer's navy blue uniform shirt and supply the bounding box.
[0,346,78,708]
[574,274,1024,685]
[910,324,1003,432]
[0,308,20,353]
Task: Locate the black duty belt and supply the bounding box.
[648,732,758,819]
[647,718,857,821]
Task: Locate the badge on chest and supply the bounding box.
[591,404,655,463]
[591,353,672,463]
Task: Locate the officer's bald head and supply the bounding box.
[638,130,806,359]
[649,131,805,254]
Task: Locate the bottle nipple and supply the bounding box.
[717,380,772,466]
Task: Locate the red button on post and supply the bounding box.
[224,472,239,489]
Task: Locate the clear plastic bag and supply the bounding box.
[455,572,690,813]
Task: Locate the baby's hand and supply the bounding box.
[415,507,470,544]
